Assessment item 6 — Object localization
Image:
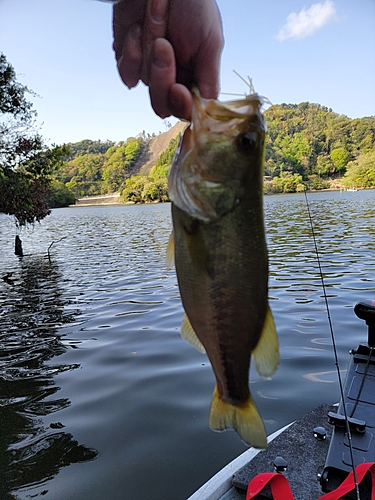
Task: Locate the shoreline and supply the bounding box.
[71,194,164,207]
[70,187,368,207]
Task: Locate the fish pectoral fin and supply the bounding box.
[252,304,279,380]
[209,386,267,449]
[181,313,206,353]
[166,231,175,268]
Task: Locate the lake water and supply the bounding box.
[1,190,375,500]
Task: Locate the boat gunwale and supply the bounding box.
[187,422,293,500]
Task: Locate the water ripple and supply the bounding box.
[1,192,375,499]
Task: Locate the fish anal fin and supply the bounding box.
[166,231,175,268]
[181,313,206,353]
[209,386,267,449]
[252,304,279,380]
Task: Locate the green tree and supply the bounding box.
[154,134,181,178]
[49,180,76,208]
[330,148,349,173]
[343,151,375,188]
[124,138,142,162]
[102,143,128,191]
[64,139,115,160]
[103,138,143,192]
[349,118,375,152]
[142,177,169,202]
[121,176,149,203]
[263,102,375,184]
[0,52,40,170]
[315,155,333,176]
[153,177,170,201]
[266,172,305,194]
[149,162,170,179]
[274,132,312,174]
[62,153,104,196]
[0,144,70,225]
[54,137,146,197]
[151,134,180,180]
[118,134,181,203]
[0,53,70,226]
[306,174,330,191]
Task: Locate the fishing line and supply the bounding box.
[304,191,361,500]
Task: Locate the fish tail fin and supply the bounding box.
[253,304,279,380]
[209,386,267,448]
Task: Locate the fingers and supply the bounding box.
[112,1,146,88]
[117,24,142,89]
[148,39,192,120]
[148,38,175,119]
[112,0,223,121]
[169,84,193,121]
[140,0,169,85]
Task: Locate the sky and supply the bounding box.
[0,0,374,146]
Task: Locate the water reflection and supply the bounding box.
[0,256,97,499]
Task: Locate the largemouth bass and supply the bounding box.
[167,90,279,448]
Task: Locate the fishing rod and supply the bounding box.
[304,191,361,500]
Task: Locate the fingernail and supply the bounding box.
[150,0,168,22]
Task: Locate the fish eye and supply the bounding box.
[237,132,258,153]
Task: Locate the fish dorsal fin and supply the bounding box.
[166,231,175,268]
[181,313,206,353]
[252,305,279,380]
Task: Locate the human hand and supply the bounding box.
[112,0,224,121]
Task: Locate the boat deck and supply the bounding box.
[190,403,336,500]
[231,403,335,499]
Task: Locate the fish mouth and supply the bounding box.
[198,90,266,122]
[168,90,266,222]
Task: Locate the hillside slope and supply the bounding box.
[136,121,186,176]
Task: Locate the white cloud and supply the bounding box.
[277,0,337,41]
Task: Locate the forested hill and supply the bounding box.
[52,101,375,204]
[263,102,375,191]
[53,122,186,199]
